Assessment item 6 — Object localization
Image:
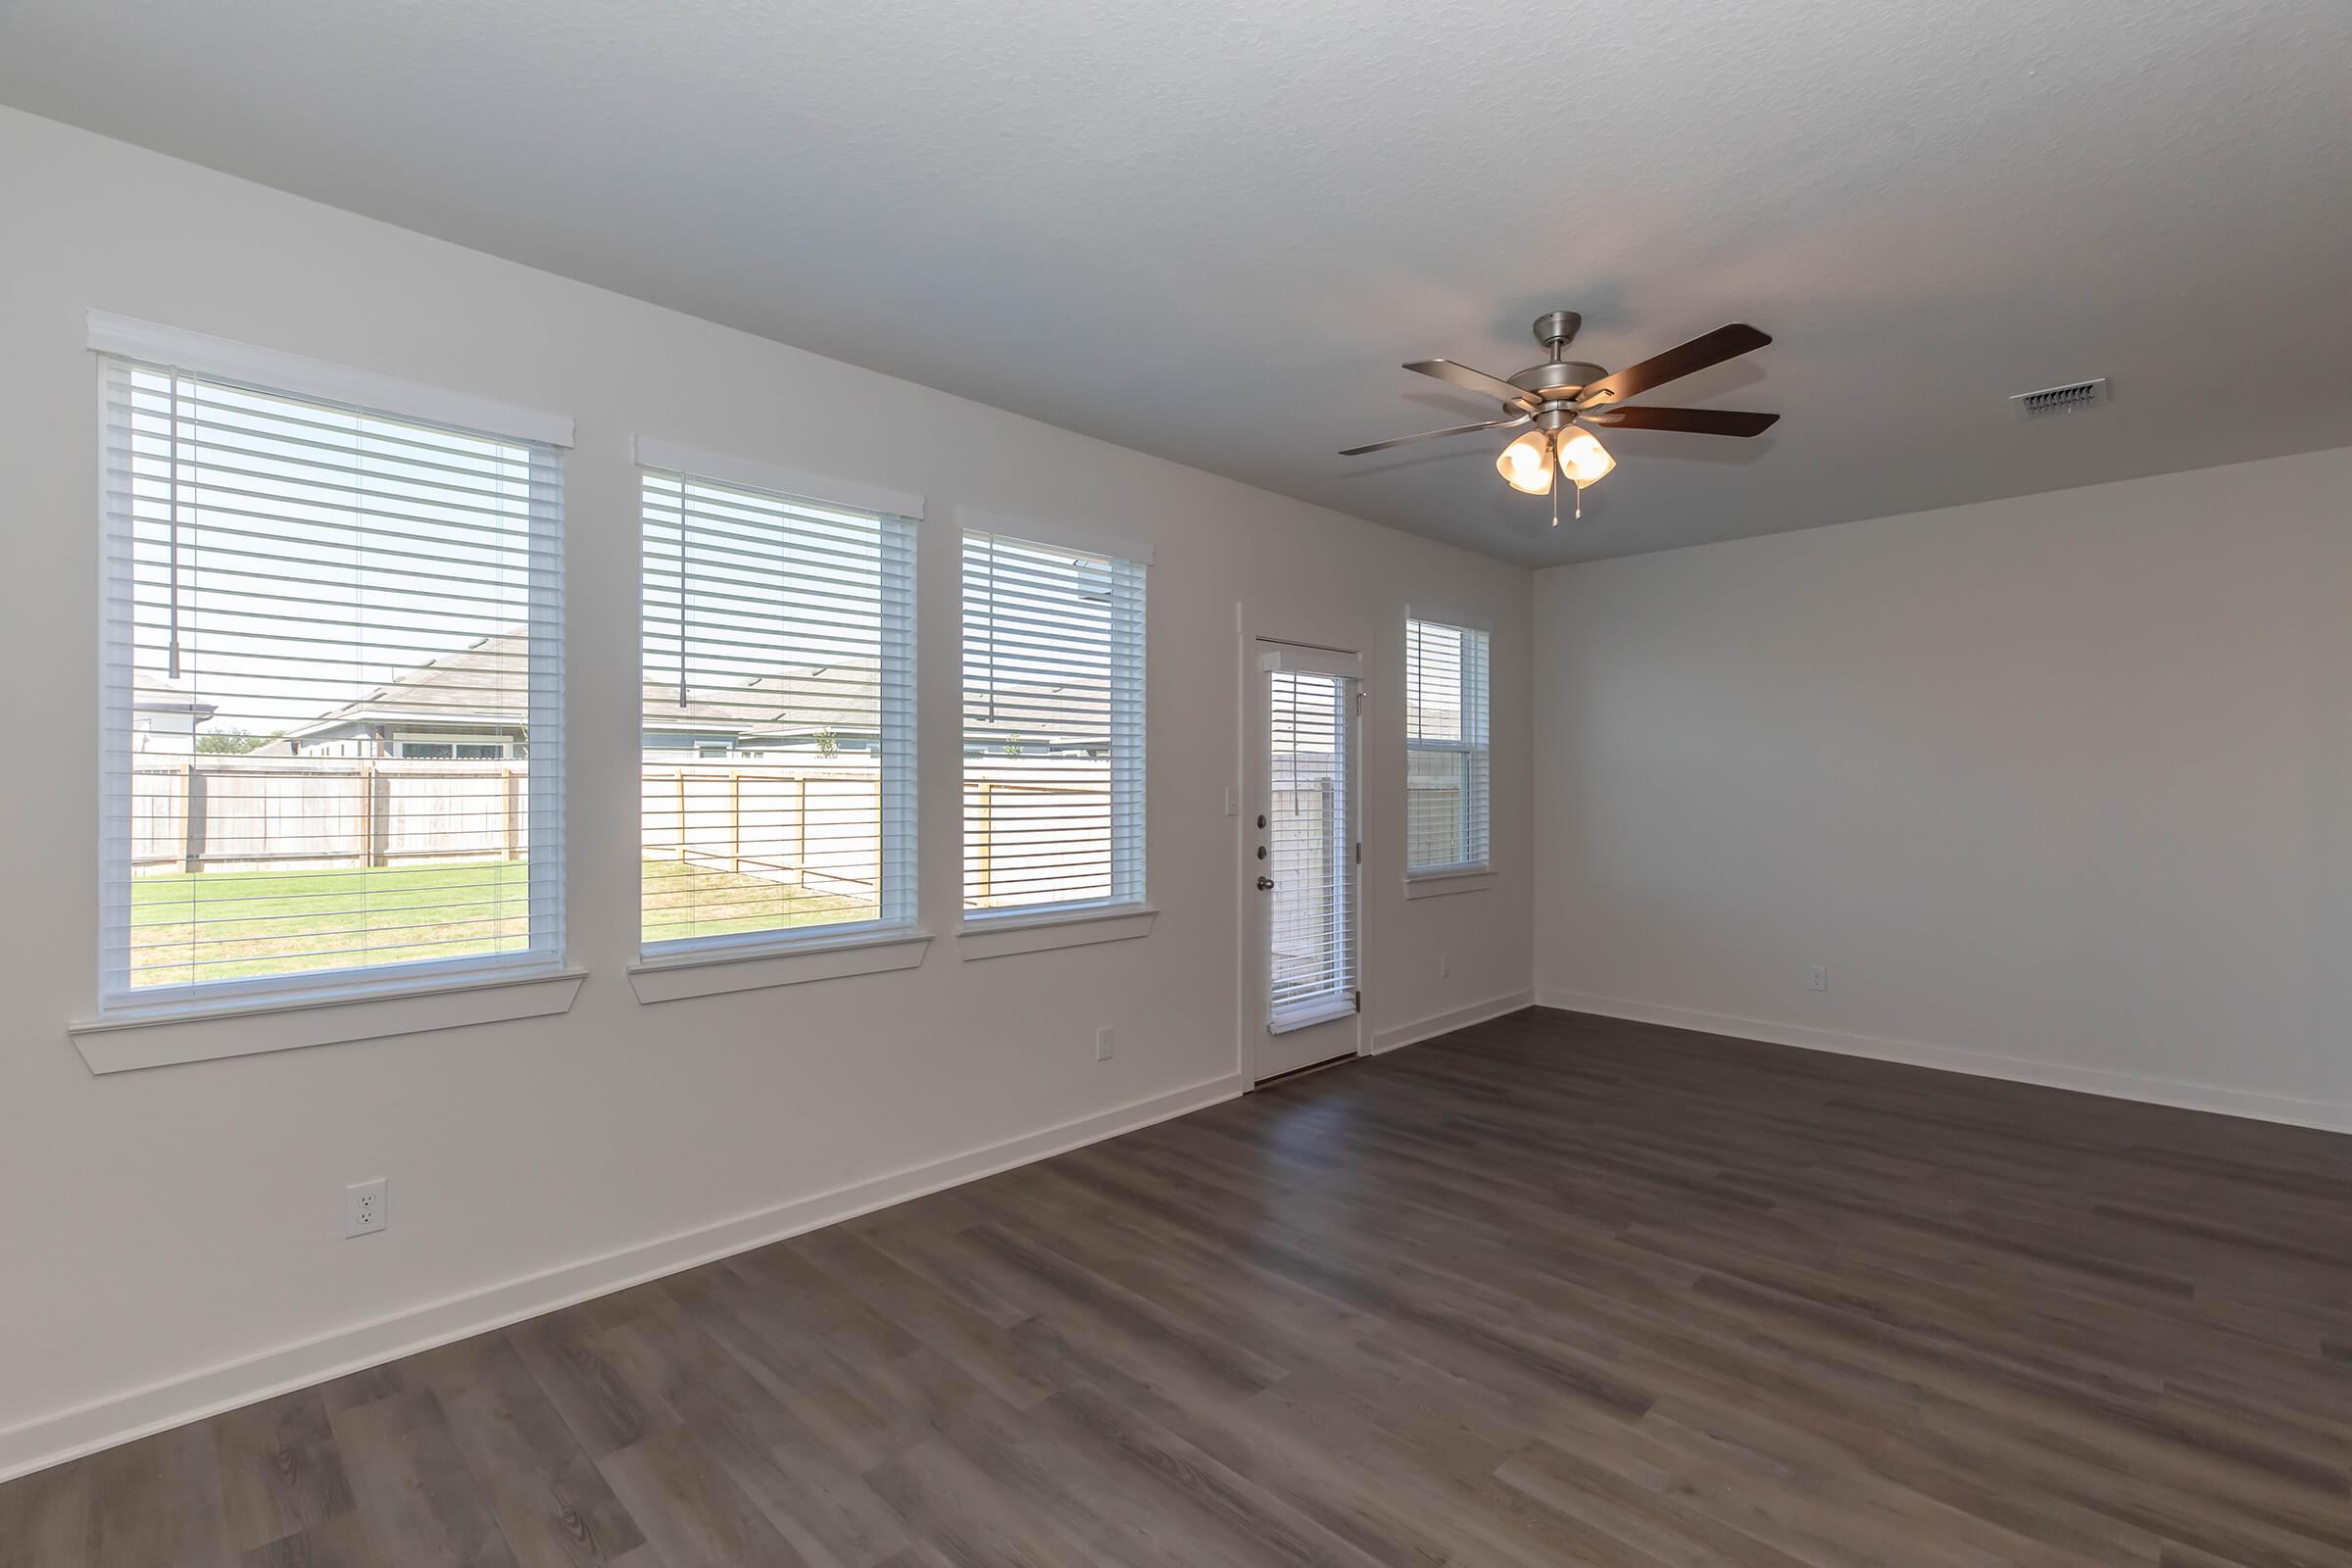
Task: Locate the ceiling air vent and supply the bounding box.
[2011,377,2110,417]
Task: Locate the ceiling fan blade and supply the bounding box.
[1576,323,1771,409]
[1403,359,1539,408]
[1581,406,1780,437]
[1340,413,1530,457]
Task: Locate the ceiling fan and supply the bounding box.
[1342,312,1779,522]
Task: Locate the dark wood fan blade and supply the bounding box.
[1340,413,1530,457]
[1582,406,1780,437]
[1403,360,1539,408]
[1576,323,1771,409]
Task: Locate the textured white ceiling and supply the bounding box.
[3,0,2348,564]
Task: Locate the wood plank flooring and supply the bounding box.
[8,1005,2352,1567]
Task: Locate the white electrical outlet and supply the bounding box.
[1096,1026,1115,1061]
[1807,965,1829,993]
[345,1178,387,1238]
[1440,955,1451,978]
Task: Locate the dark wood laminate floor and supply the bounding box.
[10,1006,2352,1567]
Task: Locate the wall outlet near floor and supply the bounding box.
[1095,1026,1115,1062]
[1807,965,1830,993]
[1440,955,1451,979]
[344,1178,387,1238]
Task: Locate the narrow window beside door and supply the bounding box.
[1404,617,1491,875]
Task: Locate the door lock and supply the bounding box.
[1256,876,1276,891]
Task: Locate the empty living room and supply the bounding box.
[2,2,2350,1564]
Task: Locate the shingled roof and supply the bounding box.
[278,629,1116,748]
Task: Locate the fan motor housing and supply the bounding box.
[1509,361,1606,401]
[1511,312,1602,404]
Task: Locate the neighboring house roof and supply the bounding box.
[272,629,888,742]
[144,627,1127,756]
[280,630,532,740]
[131,673,218,724]
[269,629,1119,751]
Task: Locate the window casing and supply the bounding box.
[1404,617,1491,874]
[640,467,916,956]
[961,530,1148,918]
[98,354,565,1013]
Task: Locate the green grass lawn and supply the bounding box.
[642,858,874,946]
[129,858,872,987]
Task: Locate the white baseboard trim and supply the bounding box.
[1369,990,1535,1056]
[1535,989,2352,1135]
[0,1071,1243,1484]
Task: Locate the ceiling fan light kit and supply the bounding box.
[1344,310,1779,525]
[1495,430,1555,494]
[1556,426,1616,486]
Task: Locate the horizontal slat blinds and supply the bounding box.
[1404,618,1491,873]
[641,471,916,952]
[1268,668,1356,1031]
[962,531,1147,915]
[98,356,564,1007]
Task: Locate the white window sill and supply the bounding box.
[956,904,1157,961]
[1403,867,1496,900]
[629,927,932,1003]
[69,967,585,1075]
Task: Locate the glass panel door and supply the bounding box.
[1267,666,1357,1033]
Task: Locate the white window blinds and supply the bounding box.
[98,356,565,1008]
[1404,617,1491,873]
[1267,667,1357,1032]
[961,530,1147,915]
[640,469,916,952]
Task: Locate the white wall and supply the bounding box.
[0,106,1532,1470]
[1535,445,2352,1130]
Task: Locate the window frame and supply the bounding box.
[81,315,575,1057]
[628,439,927,997]
[956,518,1152,937]
[1402,611,1494,883]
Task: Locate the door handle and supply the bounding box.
[1256,875,1276,891]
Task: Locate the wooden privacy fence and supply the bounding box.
[646,758,1132,906]
[1404,781,1465,868]
[132,756,1126,900]
[644,758,885,901]
[962,770,1113,907]
[1268,777,1339,989]
[131,758,526,875]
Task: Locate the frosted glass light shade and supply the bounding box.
[1555,425,1616,487]
[1495,430,1553,494]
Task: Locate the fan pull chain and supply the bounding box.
[1550,430,1562,527]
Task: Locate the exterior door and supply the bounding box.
[1246,639,1362,1083]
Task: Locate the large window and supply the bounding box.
[98,353,564,1009]
[1404,615,1491,874]
[640,460,915,953]
[961,529,1147,916]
